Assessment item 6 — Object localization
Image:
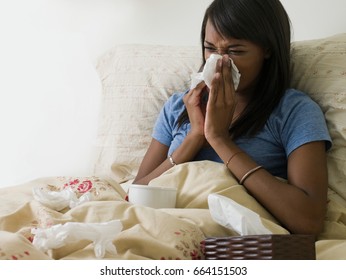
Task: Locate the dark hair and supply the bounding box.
[178,0,291,139]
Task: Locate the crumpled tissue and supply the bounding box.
[190,54,241,90]
[208,193,272,235]
[31,220,123,259]
[33,187,91,211]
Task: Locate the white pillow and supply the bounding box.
[94,44,201,182]
[290,33,346,200]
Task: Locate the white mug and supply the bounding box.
[128,184,177,208]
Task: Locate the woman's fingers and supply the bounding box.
[209,55,233,104]
[183,81,205,105]
[208,58,222,104]
[183,81,208,136]
[206,55,236,136]
[222,55,235,102]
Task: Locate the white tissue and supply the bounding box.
[208,193,272,235]
[190,54,241,90]
[31,220,123,259]
[33,187,92,211]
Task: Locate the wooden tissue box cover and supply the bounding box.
[203,234,316,260]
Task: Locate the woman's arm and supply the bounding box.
[133,133,205,185]
[205,55,328,235]
[134,82,209,185]
[208,137,328,236]
[133,139,169,185]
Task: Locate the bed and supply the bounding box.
[1,33,346,260]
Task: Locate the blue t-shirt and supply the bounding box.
[152,89,332,179]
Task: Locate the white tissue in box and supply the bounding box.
[208,193,272,235]
[190,54,241,90]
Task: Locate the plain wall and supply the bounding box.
[0,0,345,188]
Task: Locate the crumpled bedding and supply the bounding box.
[0,161,345,260]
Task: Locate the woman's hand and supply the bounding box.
[183,81,208,138]
[205,55,237,142]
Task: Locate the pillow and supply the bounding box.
[35,176,126,202]
[290,33,346,200]
[94,44,201,183]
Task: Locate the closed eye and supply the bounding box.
[204,46,245,56]
[228,50,245,55]
[204,46,217,53]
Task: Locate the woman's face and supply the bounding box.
[204,19,268,95]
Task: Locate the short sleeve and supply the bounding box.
[152,92,186,147]
[279,90,332,156]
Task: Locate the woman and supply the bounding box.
[134,0,331,236]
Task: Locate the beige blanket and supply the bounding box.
[0,161,345,260]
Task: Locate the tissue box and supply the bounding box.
[203,234,316,260]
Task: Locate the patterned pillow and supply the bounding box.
[94,45,201,183]
[290,33,346,200]
[38,176,126,201]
